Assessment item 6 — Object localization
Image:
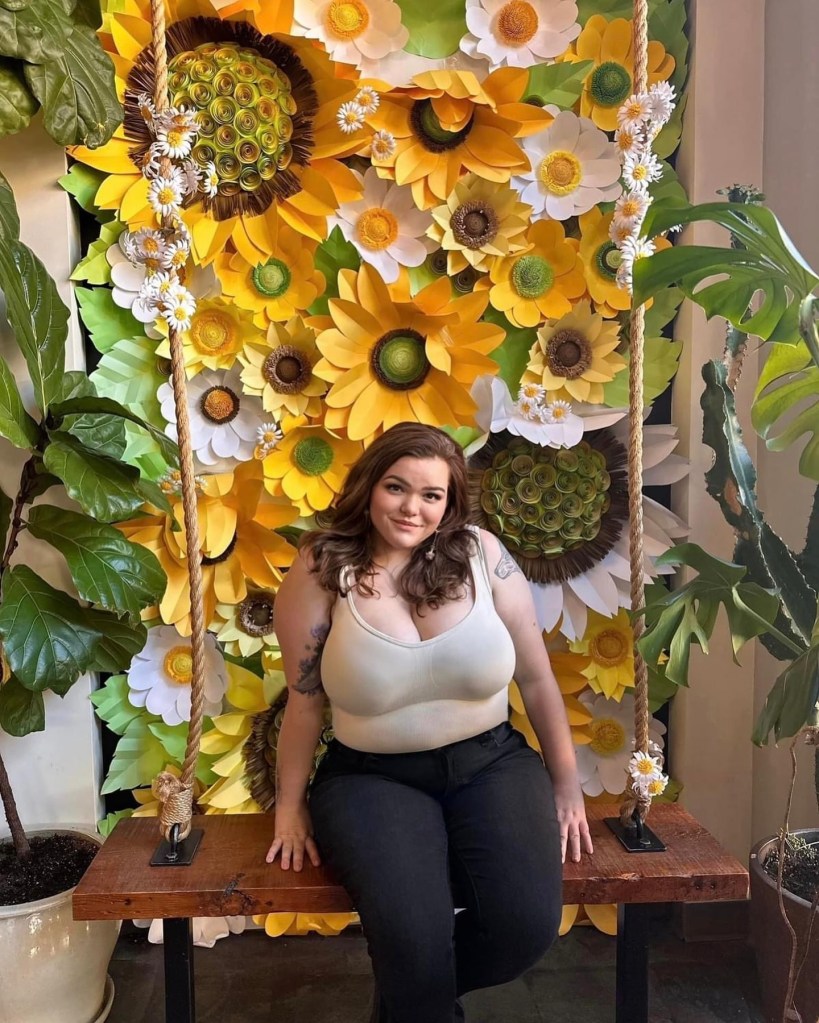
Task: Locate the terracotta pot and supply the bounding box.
[749,829,819,1023]
[0,827,120,1023]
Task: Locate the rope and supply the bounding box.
[619,0,652,827]
[150,0,207,843]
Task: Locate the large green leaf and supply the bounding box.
[396,0,466,57]
[0,57,38,137]
[24,22,120,148]
[27,504,165,620]
[50,395,179,464]
[602,336,681,407]
[0,351,40,447]
[484,306,530,395]
[308,226,359,318]
[84,610,147,672]
[0,566,104,690]
[58,163,111,221]
[753,640,819,746]
[43,431,148,522]
[0,0,66,62]
[101,716,169,794]
[634,201,819,344]
[0,239,68,411]
[525,61,593,109]
[75,285,143,354]
[752,339,819,481]
[63,412,128,458]
[90,673,147,735]
[91,335,165,427]
[799,486,819,592]
[0,169,19,241]
[0,675,44,736]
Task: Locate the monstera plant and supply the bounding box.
[634,188,819,1023]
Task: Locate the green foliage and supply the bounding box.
[396,0,466,57]
[602,336,681,407]
[484,306,533,394]
[90,674,146,736]
[0,676,44,736]
[71,220,124,286]
[58,164,111,222]
[75,285,144,354]
[49,395,178,465]
[649,0,688,95]
[526,61,593,109]
[97,809,133,838]
[753,638,819,746]
[0,170,19,240]
[101,717,169,795]
[309,226,360,318]
[0,58,38,137]
[0,353,40,447]
[147,721,218,785]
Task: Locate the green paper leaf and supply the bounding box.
[27,504,166,621]
[0,351,40,447]
[649,0,689,95]
[654,90,687,161]
[643,286,684,336]
[602,336,681,407]
[484,306,531,395]
[752,339,819,482]
[50,395,179,465]
[147,720,217,785]
[396,0,467,58]
[91,335,165,428]
[577,0,632,19]
[309,226,360,318]
[97,809,133,838]
[0,566,105,691]
[649,160,688,209]
[43,431,148,522]
[70,220,124,285]
[75,286,143,354]
[58,163,111,221]
[22,21,120,148]
[525,61,594,110]
[90,674,146,736]
[0,674,45,736]
[0,169,19,241]
[0,57,38,137]
[0,239,68,411]
[101,716,169,794]
[85,610,147,673]
[753,641,819,746]
[634,201,819,345]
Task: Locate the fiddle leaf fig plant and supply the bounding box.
[0,172,170,861]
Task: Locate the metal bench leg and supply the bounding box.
[616,903,651,1023]
[163,917,195,1023]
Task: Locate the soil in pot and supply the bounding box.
[763,833,819,902]
[0,834,98,905]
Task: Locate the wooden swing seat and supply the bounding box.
[73,801,748,1023]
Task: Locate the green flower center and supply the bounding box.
[252,258,291,298]
[589,61,633,108]
[595,241,622,281]
[511,255,554,299]
[372,329,431,390]
[293,436,334,476]
[411,99,474,153]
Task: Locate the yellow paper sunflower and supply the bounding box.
[311,263,505,443]
[119,461,297,635]
[485,219,586,328]
[578,207,629,318]
[369,67,551,209]
[212,588,279,658]
[522,301,625,405]
[569,608,635,702]
[428,174,531,275]
[70,0,364,260]
[567,15,675,132]
[157,298,259,376]
[213,225,325,328]
[238,315,327,418]
[261,417,363,515]
[509,648,593,753]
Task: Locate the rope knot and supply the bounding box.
[153,770,194,841]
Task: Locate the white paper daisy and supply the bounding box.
[517,110,622,221]
[127,626,228,727]
[329,168,432,283]
[461,0,580,70]
[293,0,409,74]
[575,693,666,797]
[158,365,267,469]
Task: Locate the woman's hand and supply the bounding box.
[552,776,594,864]
[265,801,321,872]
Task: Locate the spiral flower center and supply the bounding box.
[595,241,622,281]
[451,200,499,250]
[252,258,291,298]
[589,717,626,756]
[357,207,398,250]
[189,309,237,354]
[325,0,369,38]
[545,328,593,379]
[411,99,474,153]
[200,385,240,423]
[589,61,633,108]
[372,329,430,390]
[496,1,538,45]
[262,346,311,393]
[590,629,628,667]
[293,436,334,476]
[163,646,193,686]
[238,592,276,636]
[539,150,582,196]
[511,255,554,299]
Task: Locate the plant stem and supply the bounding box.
[733,594,806,656]
[799,297,819,375]
[0,457,35,582]
[779,735,803,1023]
[0,746,29,859]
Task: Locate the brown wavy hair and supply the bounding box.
[301,423,477,610]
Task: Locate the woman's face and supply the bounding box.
[369,456,450,555]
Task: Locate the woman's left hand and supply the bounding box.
[552,776,594,863]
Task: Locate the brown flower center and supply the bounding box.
[238,592,276,637]
[451,200,499,250]
[545,329,593,379]
[200,386,240,423]
[262,345,311,394]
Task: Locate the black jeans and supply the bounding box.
[309,721,563,1023]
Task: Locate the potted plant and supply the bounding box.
[634,187,819,1023]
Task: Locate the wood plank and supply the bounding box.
[73,804,748,921]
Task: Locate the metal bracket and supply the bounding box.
[150,822,204,866]
[605,808,666,853]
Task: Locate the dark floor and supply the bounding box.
[107,917,765,1023]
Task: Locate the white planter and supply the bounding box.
[0,828,120,1023]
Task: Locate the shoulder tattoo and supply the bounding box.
[494,540,521,580]
[293,623,329,697]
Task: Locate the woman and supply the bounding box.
[267,422,593,1023]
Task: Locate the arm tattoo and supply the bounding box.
[293,623,329,697]
[494,541,521,580]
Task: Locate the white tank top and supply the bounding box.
[320,527,517,753]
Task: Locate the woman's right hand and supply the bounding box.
[265,801,321,871]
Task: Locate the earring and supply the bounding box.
[425,530,438,561]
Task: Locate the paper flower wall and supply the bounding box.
[74,0,690,941]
